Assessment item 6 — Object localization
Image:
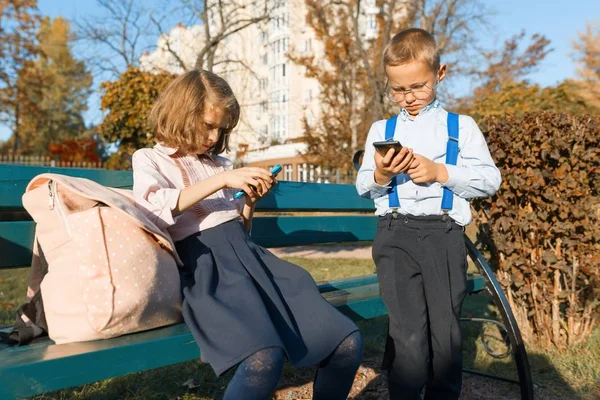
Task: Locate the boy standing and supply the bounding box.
[356,28,501,399]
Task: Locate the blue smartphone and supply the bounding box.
[233,164,282,199]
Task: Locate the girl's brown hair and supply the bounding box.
[149,69,240,155]
[383,28,440,72]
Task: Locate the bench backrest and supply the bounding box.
[0,164,376,268]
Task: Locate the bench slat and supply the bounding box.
[319,273,485,294]
[256,182,374,211]
[252,216,377,247]
[0,165,133,209]
[0,222,36,268]
[0,216,379,268]
[0,165,374,211]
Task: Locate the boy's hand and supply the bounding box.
[374,147,414,185]
[407,154,449,184]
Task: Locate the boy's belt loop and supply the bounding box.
[386,212,394,230]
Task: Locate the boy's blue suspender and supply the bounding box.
[385,116,400,208]
[386,112,459,212]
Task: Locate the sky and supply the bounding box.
[1,0,599,141]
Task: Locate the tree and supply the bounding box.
[48,137,103,164]
[97,68,175,169]
[291,0,491,174]
[0,0,40,154]
[460,81,599,122]
[78,0,273,77]
[572,23,600,84]
[181,0,274,72]
[12,17,93,155]
[456,31,600,120]
[81,0,274,163]
[571,23,600,107]
[76,0,156,78]
[470,31,552,98]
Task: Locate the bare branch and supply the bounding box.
[76,0,157,78]
[149,16,189,71]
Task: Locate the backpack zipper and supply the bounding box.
[48,180,71,237]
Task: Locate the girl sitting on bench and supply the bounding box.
[132,69,362,400]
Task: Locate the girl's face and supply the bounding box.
[198,106,227,154]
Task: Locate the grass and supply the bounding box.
[0,267,30,326]
[1,258,599,399]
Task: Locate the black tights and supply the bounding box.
[223,331,362,400]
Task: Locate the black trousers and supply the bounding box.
[372,213,467,400]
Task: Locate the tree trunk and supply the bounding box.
[12,99,20,155]
[350,63,358,151]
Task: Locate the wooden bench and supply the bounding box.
[0,164,533,399]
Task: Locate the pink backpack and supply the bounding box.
[14,173,183,345]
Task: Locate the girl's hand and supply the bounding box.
[374,147,414,185]
[221,167,275,202]
[244,177,278,205]
[407,154,449,184]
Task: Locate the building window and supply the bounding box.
[297,163,308,182]
[282,63,286,77]
[304,38,312,52]
[259,78,268,90]
[261,101,268,113]
[315,166,323,183]
[368,15,377,29]
[284,164,293,181]
[263,54,268,65]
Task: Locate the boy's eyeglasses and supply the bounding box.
[385,81,436,101]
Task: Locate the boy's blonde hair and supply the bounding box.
[383,28,440,72]
[150,69,240,155]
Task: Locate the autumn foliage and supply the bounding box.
[48,137,101,164]
[473,112,600,349]
[97,68,176,169]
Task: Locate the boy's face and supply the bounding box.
[385,61,446,116]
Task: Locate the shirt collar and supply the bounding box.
[399,98,441,121]
[154,143,215,161]
[154,143,179,156]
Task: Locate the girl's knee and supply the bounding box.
[243,347,285,376]
[323,331,363,368]
[340,331,363,355]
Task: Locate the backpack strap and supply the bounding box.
[441,112,459,212]
[385,116,400,209]
[1,235,49,346]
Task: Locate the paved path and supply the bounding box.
[269,243,373,259]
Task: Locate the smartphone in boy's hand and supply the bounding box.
[373,139,403,156]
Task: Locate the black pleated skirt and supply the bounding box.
[175,219,359,376]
